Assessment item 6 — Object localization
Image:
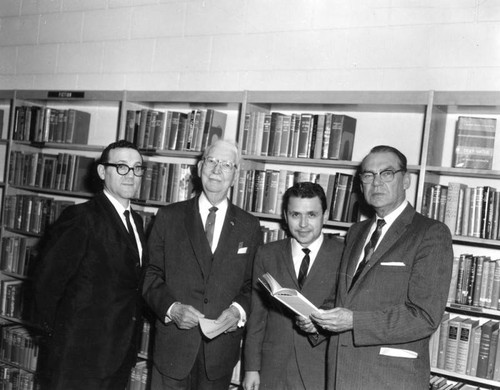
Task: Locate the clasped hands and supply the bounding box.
[296,307,354,334]
[170,303,240,332]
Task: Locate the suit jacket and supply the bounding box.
[142,195,262,380]
[329,204,453,390]
[34,192,146,382]
[244,236,343,389]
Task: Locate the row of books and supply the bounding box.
[423,182,500,241]
[127,361,149,390]
[0,363,37,390]
[0,280,25,320]
[125,108,227,152]
[3,195,74,235]
[135,162,195,204]
[0,237,37,278]
[453,116,497,170]
[240,111,356,160]
[9,151,95,193]
[448,255,500,310]
[430,314,500,380]
[13,106,91,144]
[139,320,151,357]
[430,375,486,390]
[233,169,360,223]
[261,226,287,245]
[0,324,39,372]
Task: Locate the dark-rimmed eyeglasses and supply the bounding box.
[102,163,146,177]
[203,157,237,172]
[359,169,405,184]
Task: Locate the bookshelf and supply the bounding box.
[0,89,499,389]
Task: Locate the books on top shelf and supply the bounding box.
[125,108,227,152]
[240,111,357,160]
[13,105,91,145]
[453,116,497,170]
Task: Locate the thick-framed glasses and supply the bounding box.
[359,169,405,184]
[102,163,146,177]
[203,157,237,172]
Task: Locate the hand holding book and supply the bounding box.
[258,272,320,318]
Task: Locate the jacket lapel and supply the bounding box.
[282,239,299,289]
[345,221,371,288]
[348,204,415,292]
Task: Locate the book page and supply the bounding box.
[199,316,234,339]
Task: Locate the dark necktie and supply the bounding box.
[298,248,311,289]
[205,206,218,249]
[350,219,386,288]
[124,210,138,252]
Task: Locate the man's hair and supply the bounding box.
[360,145,407,172]
[202,139,241,165]
[99,140,142,164]
[282,181,327,214]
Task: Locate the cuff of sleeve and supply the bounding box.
[165,302,180,324]
[231,302,246,327]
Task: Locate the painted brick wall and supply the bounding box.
[0,0,499,91]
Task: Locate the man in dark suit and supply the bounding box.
[34,140,147,390]
[300,145,453,390]
[143,139,262,390]
[243,182,343,390]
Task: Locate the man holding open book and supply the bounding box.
[243,182,343,390]
[299,145,453,390]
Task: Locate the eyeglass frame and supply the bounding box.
[202,157,237,172]
[359,168,405,184]
[101,162,146,177]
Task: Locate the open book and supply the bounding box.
[258,272,319,318]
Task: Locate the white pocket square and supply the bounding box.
[380,262,405,267]
[237,247,248,254]
[380,347,418,358]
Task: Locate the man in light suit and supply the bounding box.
[34,140,147,390]
[143,139,262,390]
[300,145,453,390]
[243,182,343,390]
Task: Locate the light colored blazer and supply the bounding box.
[329,204,453,390]
[244,236,343,389]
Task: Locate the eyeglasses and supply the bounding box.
[203,157,237,172]
[359,169,405,184]
[102,163,146,177]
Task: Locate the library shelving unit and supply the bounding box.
[235,90,500,389]
[0,89,499,389]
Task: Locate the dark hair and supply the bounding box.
[282,182,327,214]
[360,145,407,172]
[99,140,142,164]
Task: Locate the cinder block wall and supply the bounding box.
[0,0,499,91]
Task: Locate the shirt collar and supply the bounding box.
[377,200,408,227]
[103,189,130,215]
[199,192,229,214]
[291,233,324,257]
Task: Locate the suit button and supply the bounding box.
[204,298,208,304]
[132,316,136,321]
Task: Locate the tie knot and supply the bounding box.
[302,248,311,256]
[209,206,218,213]
[124,210,130,218]
[376,219,386,229]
